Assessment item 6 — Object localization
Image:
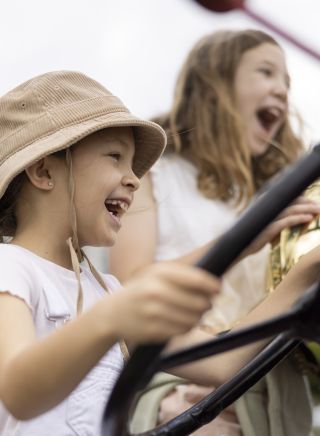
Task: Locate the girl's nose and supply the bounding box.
[122,172,140,191]
[273,76,288,102]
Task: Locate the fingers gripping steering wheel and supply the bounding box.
[103,144,320,436]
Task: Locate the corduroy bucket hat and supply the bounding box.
[0,70,166,199]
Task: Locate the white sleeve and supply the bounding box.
[149,158,170,205]
[0,251,40,313]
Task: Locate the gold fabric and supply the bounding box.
[268,180,320,291]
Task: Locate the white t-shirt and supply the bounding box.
[151,155,270,330]
[0,244,123,436]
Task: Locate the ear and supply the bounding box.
[25,157,54,191]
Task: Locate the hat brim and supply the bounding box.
[0,111,166,198]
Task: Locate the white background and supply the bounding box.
[2,0,320,273]
[1,0,320,144]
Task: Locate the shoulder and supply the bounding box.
[0,244,42,311]
[150,154,197,202]
[151,154,195,176]
[0,243,35,269]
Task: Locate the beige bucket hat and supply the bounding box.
[0,70,166,199]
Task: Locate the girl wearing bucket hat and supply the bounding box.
[0,70,318,436]
[0,70,223,435]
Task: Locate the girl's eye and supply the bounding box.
[258,67,273,77]
[108,153,121,161]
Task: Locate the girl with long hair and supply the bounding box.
[110,30,320,435]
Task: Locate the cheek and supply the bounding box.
[238,91,263,124]
[234,84,251,110]
[77,188,104,212]
[73,177,102,212]
[235,76,264,108]
[234,93,254,118]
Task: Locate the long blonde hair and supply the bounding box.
[155,29,305,207]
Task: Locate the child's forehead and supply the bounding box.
[74,127,136,151]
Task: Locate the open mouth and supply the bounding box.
[256,107,283,133]
[104,199,129,222]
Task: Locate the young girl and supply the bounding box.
[0,70,318,436]
[109,30,320,435]
[0,70,223,435]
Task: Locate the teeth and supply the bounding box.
[260,106,282,119]
[268,107,281,118]
[105,199,129,212]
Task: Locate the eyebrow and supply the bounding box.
[103,137,135,160]
[103,137,132,149]
[117,138,133,148]
[260,60,291,87]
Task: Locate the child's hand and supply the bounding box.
[244,196,320,257]
[106,263,220,345]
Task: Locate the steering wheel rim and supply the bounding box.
[103,144,320,436]
[139,334,300,436]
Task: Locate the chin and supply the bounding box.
[92,238,116,248]
[81,233,116,248]
[106,237,117,247]
[100,232,117,247]
[93,224,118,247]
[250,140,270,157]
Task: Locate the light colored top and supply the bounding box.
[0,244,123,436]
[151,154,270,330]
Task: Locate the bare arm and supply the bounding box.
[3,244,319,419]
[0,294,119,419]
[0,263,220,420]
[168,245,320,386]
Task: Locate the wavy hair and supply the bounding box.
[154,29,305,207]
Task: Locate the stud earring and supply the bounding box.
[48,181,54,188]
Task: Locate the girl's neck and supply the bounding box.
[11,231,74,270]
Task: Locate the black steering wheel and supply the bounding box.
[102,144,320,436]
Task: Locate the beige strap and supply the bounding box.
[65,148,129,360]
[66,237,83,315]
[82,250,130,361]
[65,149,82,260]
[65,148,84,315]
